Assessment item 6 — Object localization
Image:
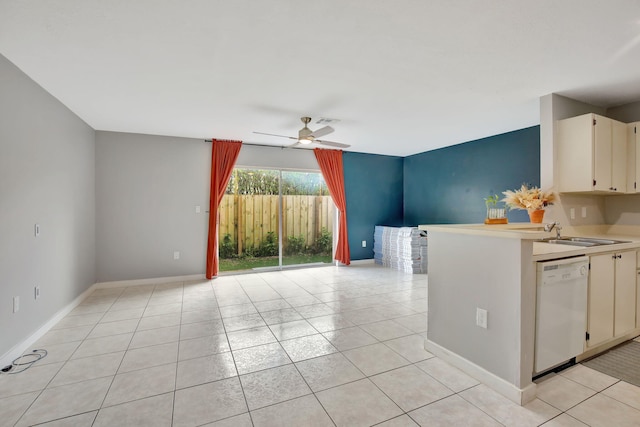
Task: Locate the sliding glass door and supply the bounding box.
[218,168,335,273]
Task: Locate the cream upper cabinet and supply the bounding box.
[587,250,637,349]
[627,122,640,192]
[557,113,627,193]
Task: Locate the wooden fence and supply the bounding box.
[219,194,335,255]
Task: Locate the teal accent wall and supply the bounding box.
[403,126,540,225]
[343,152,404,260]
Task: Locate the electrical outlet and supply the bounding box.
[476,308,488,329]
[173,251,180,260]
[362,240,367,248]
[195,205,201,213]
[34,286,40,300]
[13,296,19,313]
[570,208,575,220]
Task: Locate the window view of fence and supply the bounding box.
[218,169,335,272]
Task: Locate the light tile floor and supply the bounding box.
[2,264,640,426]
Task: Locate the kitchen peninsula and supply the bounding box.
[419,223,640,405]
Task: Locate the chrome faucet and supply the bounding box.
[544,221,562,239]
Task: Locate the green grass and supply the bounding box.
[219,254,333,272]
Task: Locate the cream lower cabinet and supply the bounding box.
[587,250,637,349]
[637,251,640,329]
[636,269,640,329]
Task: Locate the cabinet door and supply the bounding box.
[593,117,612,192]
[587,254,614,348]
[627,123,637,192]
[631,123,640,193]
[611,120,627,193]
[637,270,640,329]
[614,251,637,336]
[557,114,595,192]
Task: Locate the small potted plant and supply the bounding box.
[502,184,556,223]
[484,194,508,224]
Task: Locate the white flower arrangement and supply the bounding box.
[502,184,556,212]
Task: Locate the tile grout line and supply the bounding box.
[214,276,257,426]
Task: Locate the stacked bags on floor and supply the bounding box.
[373,226,427,273]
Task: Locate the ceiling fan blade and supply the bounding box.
[309,125,334,138]
[316,139,350,148]
[253,131,297,140]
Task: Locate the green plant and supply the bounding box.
[220,234,236,259]
[312,228,332,255]
[285,235,307,255]
[243,245,257,258]
[484,194,500,208]
[258,231,279,257]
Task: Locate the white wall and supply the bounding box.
[425,230,536,399]
[236,144,319,171]
[95,132,210,282]
[95,137,320,282]
[0,54,96,358]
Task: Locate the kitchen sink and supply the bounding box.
[537,237,630,247]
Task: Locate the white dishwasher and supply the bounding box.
[535,256,589,374]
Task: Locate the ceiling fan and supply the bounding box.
[254,117,350,148]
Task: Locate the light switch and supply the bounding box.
[476,308,488,329]
[362,240,367,248]
[570,208,575,220]
[195,205,201,213]
[34,224,40,237]
[173,251,180,260]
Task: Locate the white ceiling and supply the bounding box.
[2,1,640,156]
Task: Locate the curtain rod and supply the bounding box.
[203,140,312,151]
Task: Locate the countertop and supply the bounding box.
[418,223,640,262]
[418,223,552,239]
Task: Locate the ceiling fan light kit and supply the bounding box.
[254,116,350,149]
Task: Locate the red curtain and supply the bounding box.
[206,139,242,279]
[314,148,350,265]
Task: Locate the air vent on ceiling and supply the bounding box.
[316,117,340,125]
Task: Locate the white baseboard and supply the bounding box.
[348,259,375,265]
[0,284,97,368]
[0,274,207,368]
[425,339,537,406]
[94,274,207,289]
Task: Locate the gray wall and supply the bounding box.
[607,100,640,123]
[95,132,210,282]
[0,54,96,358]
[94,136,321,282]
